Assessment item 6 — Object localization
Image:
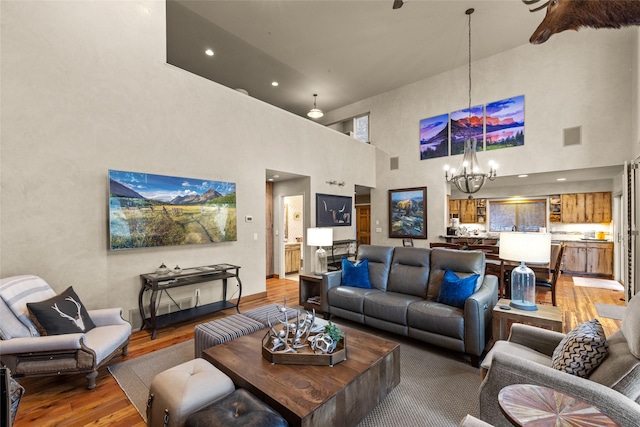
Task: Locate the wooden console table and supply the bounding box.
[139,264,242,339]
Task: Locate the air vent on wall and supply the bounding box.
[563,126,582,146]
[390,157,399,170]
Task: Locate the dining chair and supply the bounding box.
[535,243,565,306]
[467,245,505,297]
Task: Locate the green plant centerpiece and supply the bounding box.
[324,321,344,343]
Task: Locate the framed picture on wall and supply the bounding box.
[316,193,352,227]
[108,169,237,250]
[389,187,427,239]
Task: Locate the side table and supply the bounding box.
[493,298,562,341]
[299,273,327,317]
[498,384,619,426]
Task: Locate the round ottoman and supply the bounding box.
[185,389,288,427]
[147,358,235,427]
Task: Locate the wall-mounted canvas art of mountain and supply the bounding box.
[419,113,449,160]
[108,170,237,250]
[485,95,525,150]
[450,105,484,155]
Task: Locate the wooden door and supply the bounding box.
[356,205,371,246]
[265,182,274,278]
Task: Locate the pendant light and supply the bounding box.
[307,94,324,119]
[444,8,497,196]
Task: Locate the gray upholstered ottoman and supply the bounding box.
[184,389,288,427]
[242,303,299,325]
[194,304,300,358]
[194,314,265,358]
[147,358,235,427]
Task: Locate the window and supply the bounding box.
[489,199,546,232]
[327,113,370,143]
[354,114,369,143]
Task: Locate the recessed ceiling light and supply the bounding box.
[518,174,528,178]
[272,175,280,179]
[557,178,567,181]
[205,49,214,56]
[271,81,279,87]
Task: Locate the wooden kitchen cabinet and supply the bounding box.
[460,199,477,223]
[585,192,612,223]
[562,241,613,277]
[449,199,460,219]
[563,242,587,273]
[285,244,301,274]
[561,192,611,223]
[586,242,614,276]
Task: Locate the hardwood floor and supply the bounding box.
[13,274,624,426]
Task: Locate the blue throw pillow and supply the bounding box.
[341,258,372,289]
[437,270,479,309]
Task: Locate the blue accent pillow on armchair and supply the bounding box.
[341,258,372,289]
[437,270,479,309]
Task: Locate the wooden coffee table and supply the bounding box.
[202,325,400,427]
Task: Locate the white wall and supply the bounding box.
[323,27,636,247]
[0,1,376,318]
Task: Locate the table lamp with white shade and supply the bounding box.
[499,232,551,311]
[307,227,333,275]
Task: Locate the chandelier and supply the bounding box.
[445,8,497,195]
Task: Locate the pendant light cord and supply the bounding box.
[468,10,472,114]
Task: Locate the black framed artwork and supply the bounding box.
[316,193,352,227]
[389,187,427,239]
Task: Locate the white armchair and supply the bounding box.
[0,275,131,389]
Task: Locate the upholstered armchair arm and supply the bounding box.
[88,308,128,327]
[507,323,565,356]
[464,275,499,358]
[479,351,640,426]
[321,271,342,314]
[0,333,85,354]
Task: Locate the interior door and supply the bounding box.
[356,205,371,247]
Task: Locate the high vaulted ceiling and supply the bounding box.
[167,0,545,119]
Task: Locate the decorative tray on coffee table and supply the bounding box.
[261,331,347,366]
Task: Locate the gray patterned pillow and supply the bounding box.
[552,319,609,378]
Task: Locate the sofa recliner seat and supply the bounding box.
[323,245,498,366]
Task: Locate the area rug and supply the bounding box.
[109,323,479,426]
[572,277,624,292]
[108,340,194,422]
[595,303,626,320]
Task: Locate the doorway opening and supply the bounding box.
[284,195,304,281]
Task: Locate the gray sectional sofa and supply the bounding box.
[321,245,499,366]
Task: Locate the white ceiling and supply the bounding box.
[167,0,546,118]
[168,1,625,190]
